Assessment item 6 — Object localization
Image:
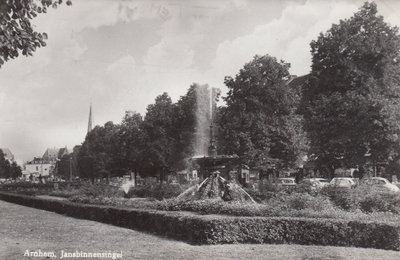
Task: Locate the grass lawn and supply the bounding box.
[1,199,400,260]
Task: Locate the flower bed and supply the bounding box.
[0,191,400,250]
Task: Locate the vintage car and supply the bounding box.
[274,177,297,187]
[361,177,400,192]
[330,177,357,188]
[299,178,330,191]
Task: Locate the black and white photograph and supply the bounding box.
[1,0,400,259]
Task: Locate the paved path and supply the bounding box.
[1,200,400,260]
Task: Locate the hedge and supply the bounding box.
[0,192,399,250]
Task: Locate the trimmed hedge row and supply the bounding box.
[0,192,399,250]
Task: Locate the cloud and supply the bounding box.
[209,0,359,78]
[144,37,195,69]
[107,55,136,72]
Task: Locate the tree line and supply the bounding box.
[68,2,400,181]
[0,149,22,179]
[29,2,400,181]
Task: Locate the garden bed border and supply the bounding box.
[0,191,399,250]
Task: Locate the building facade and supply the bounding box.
[24,147,69,180]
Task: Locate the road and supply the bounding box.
[1,200,400,260]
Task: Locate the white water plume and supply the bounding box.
[193,84,214,156]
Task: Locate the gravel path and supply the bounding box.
[1,200,400,260]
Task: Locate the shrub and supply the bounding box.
[126,184,187,200]
[49,187,81,198]
[360,190,400,213]
[320,186,360,210]
[259,180,285,192]
[78,182,122,198]
[0,182,55,195]
[243,188,277,202]
[320,185,400,213]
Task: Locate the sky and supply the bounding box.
[1,0,400,164]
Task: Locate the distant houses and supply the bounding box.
[23,147,69,180]
[42,147,69,163]
[24,157,54,179]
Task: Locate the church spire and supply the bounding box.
[87,102,93,134]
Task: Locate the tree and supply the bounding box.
[0,0,72,67]
[302,2,400,176]
[219,54,308,171]
[0,149,11,178]
[0,149,21,179]
[56,153,77,180]
[118,111,144,182]
[9,161,22,179]
[141,93,176,182]
[77,121,122,181]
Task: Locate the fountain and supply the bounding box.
[177,86,254,202]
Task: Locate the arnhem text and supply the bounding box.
[24,249,123,259]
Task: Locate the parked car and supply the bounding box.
[361,177,400,193]
[330,177,357,188]
[299,178,330,191]
[274,178,297,187]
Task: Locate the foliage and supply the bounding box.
[126,184,187,200]
[118,111,143,177]
[0,0,72,67]
[302,2,400,175]
[359,188,400,213]
[140,93,176,180]
[49,186,80,198]
[320,184,400,213]
[75,85,219,181]
[0,181,54,195]
[219,54,308,171]
[64,184,400,224]
[320,186,359,210]
[140,85,218,177]
[77,122,123,180]
[55,153,78,180]
[3,191,400,249]
[0,149,21,179]
[76,182,121,198]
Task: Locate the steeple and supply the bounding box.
[87,102,93,134]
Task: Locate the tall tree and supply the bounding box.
[141,93,176,182]
[302,2,400,176]
[9,161,22,179]
[118,111,143,181]
[77,122,122,181]
[0,149,11,178]
[56,154,78,180]
[170,86,197,170]
[0,149,20,179]
[219,54,308,171]
[0,0,72,67]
